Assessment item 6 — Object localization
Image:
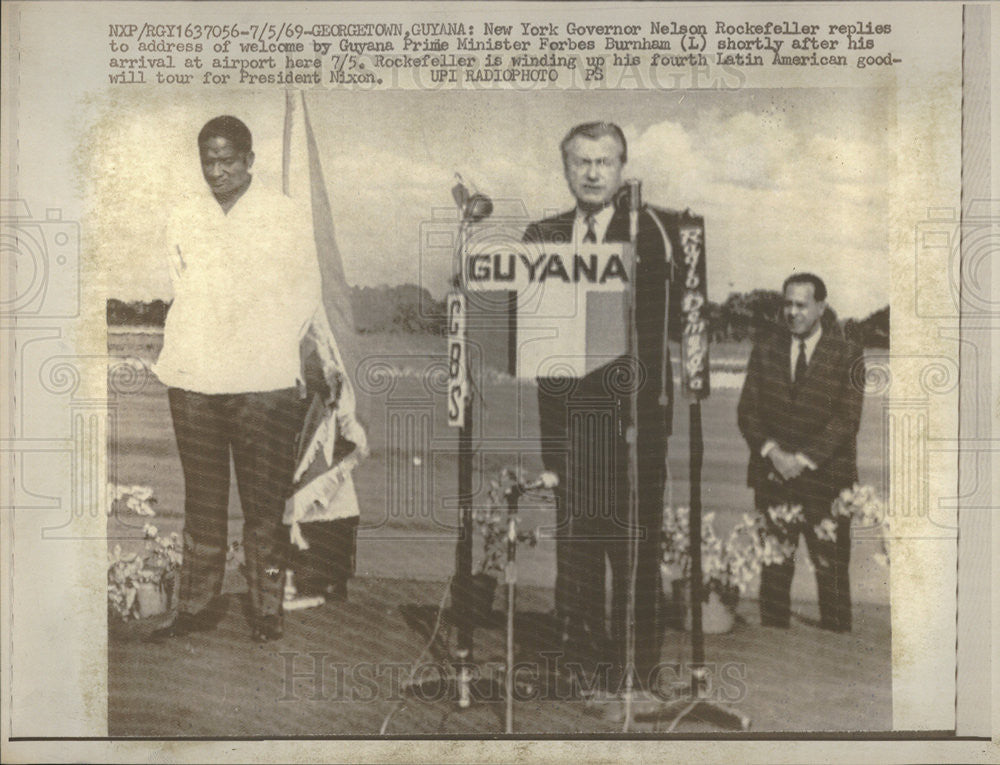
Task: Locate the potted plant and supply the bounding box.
[108,523,182,620]
[661,506,800,633]
[107,484,252,621]
[108,546,142,620]
[661,485,889,634]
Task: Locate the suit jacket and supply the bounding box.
[737,324,865,507]
[522,202,684,438]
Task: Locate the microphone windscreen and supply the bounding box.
[627,179,642,211]
[466,193,493,222]
[613,184,630,211]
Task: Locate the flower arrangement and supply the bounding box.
[460,468,549,623]
[108,484,157,517]
[661,483,889,611]
[107,523,182,620]
[662,507,790,608]
[473,496,506,578]
[106,482,250,620]
[475,468,543,577]
[832,483,890,566]
[833,483,886,527]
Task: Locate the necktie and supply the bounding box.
[583,214,597,244]
[794,339,808,385]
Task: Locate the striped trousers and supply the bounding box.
[168,387,306,620]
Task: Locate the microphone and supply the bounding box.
[465,192,493,222]
[452,173,493,222]
[614,179,643,213]
[626,178,642,213]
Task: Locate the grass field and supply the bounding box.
[107,329,891,735]
[108,329,888,603]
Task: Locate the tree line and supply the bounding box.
[107,287,889,348]
[715,290,888,348]
[106,286,445,336]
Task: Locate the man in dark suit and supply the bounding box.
[522,122,683,685]
[737,273,864,632]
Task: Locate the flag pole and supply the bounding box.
[281,90,294,196]
[454,216,475,707]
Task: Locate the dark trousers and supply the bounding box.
[168,387,306,620]
[537,370,666,680]
[290,517,359,595]
[756,490,852,631]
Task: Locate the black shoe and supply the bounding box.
[253,614,284,643]
[325,581,348,602]
[148,611,213,642]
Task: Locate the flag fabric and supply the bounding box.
[300,93,358,352]
[282,91,367,550]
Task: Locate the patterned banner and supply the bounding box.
[679,216,710,399]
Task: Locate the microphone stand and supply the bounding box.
[633,400,748,730]
[632,212,749,731]
[404,188,503,711]
[504,482,517,732]
[500,473,556,733]
[454,213,475,707]
[591,192,746,731]
[622,180,642,731]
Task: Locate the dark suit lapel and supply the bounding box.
[553,209,574,241]
[780,333,795,397]
[798,329,833,391]
[531,209,574,244]
[604,204,629,243]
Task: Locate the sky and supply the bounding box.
[83,86,891,319]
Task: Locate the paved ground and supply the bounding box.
[109,575,891,736]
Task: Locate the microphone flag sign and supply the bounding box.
[678,214,710,399]
[446,291,467,428]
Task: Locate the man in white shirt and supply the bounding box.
[738,273,865,631]
[151,115,322,642]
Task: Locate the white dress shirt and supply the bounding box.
[572,203,616,248]
[790,325,823,382]
[154,179,322,394]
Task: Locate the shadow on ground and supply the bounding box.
[109,575,890,736]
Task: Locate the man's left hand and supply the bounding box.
[770,448,806,481]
